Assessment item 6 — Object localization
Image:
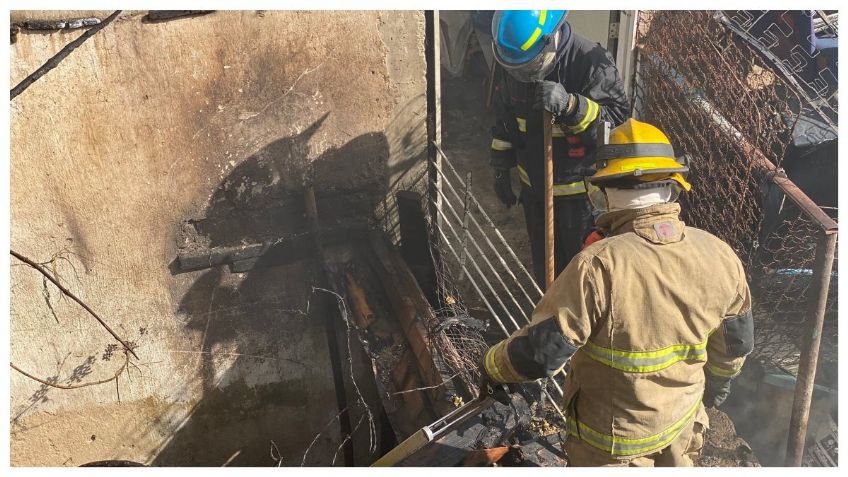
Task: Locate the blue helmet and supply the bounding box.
[492,10,569,82]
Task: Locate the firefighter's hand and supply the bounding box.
[533,80,573,118]
[493,168,517,208]
[703,374,733,408]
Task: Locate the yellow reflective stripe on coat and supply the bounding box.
[515,117,565,137]
[516,165,586,195]
[553,181,587,196]
[583,339,707,373]
[484,342,508,383]
[516,117,527,132]
[568,98,600,134]
[491,138,513,151]
[516,165,531,186]
[566,398,701,456]
[705,362,742,378]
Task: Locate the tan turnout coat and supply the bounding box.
[484,203,753,458]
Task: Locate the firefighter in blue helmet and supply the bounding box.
[489,10,630,288]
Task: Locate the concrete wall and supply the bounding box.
[568,10,613,47]
[10,10,427,466]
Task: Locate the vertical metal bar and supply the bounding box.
[425,10,442,236]
[457,172,472,282]
[435,145,544,297]
[543,111,555,289]
[785,231,838,466]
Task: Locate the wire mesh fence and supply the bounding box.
[632,10,838,383]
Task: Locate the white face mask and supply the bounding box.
[585,181,680,213]
[605,185,676,212]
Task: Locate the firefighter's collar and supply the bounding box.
[595,203,685,244]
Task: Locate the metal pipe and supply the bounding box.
[435,166,538,310]
[434,145,544,297]
[784,231,838,466]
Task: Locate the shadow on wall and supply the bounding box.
[152,114,389,466]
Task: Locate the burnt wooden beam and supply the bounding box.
[369,232,460,416]
[174,218,368,273]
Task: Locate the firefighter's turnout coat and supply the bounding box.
[484,203,754,458]
[490,32,630,201]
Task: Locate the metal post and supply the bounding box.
[543,110,555,289]
[785,231,838,466]
[425,10,442,237]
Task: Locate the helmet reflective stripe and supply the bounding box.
[589,118,692,191]
[519,10,546,51]
[492,10,568,67]
[595,143,677,165]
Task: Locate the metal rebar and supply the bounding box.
[434,145,544,297]
[785,231,838,466]
[457,172,472,282]
[433,155,540,308]
[543,110,555,289]
[436,227,510,337]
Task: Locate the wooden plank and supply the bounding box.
[370,232,453,407]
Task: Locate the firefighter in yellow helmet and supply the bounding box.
[480,118,754,466]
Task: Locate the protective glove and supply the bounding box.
[533,80,574,118]
[493,168,517,208]
[703,374,733,408]
[479,372,513,405]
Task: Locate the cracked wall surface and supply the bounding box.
[10,10,426,466]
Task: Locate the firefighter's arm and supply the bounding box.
[704,261,754,406]
[482,256,607,383]
[490,73,517,170]
[559,49,630,136]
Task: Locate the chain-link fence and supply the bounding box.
[632,10,838,465]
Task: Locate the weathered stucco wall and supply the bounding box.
[10,10,426,466]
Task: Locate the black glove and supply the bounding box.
[493,168,517,208]
[533,80,573,118]
[479,374,513,406]
[703,374,733,408]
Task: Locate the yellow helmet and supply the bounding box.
[588,118,691,191]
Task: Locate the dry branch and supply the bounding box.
[11,249,139,359]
